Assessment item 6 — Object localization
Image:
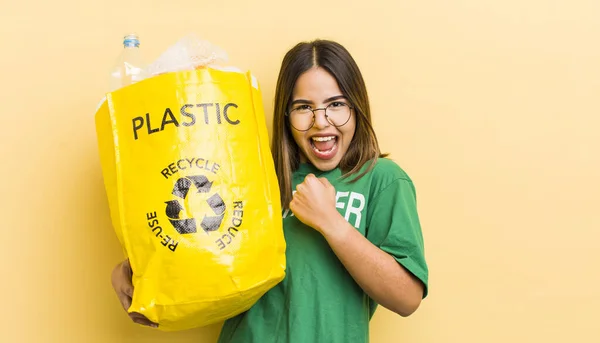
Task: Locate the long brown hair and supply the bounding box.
[272,39,384,209]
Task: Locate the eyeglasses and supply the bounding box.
[285,102,354,131]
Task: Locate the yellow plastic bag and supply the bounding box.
[95,67,286,331]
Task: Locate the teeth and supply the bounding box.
[311,136,335,142]
[314,146,334,153]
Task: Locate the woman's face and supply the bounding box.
[289,67,356,171]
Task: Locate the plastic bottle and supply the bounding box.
[109,34,149,91]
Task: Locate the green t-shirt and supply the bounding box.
[218,158,428,343]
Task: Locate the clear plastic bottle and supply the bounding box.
[109,34,149,91]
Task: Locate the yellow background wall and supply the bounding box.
[2,0,598,342]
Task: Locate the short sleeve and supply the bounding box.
[366,178,429,298]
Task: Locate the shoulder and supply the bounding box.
[370,157,413,184]
[355,157,416,201]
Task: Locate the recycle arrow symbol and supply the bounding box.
[165,175,226,234]
[165,200,196,234]
[172,175,213,199]
[201,193,226,233]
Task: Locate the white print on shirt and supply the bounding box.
[282,190,366,229]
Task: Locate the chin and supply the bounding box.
[309,158,339,172]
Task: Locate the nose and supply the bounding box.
[312,108,330,129]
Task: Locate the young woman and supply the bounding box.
[112,39,429,343]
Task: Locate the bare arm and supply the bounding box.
[320,215,424,316]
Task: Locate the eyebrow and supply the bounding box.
[290,95,347,106]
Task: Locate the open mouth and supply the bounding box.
[309,135,338,160]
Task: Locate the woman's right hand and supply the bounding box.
[111,259,158,328]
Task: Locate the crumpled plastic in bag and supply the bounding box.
[146,34,229,75]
